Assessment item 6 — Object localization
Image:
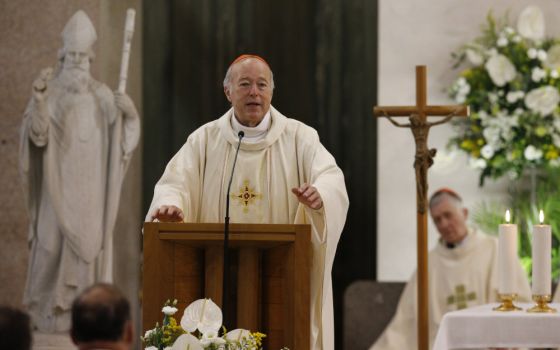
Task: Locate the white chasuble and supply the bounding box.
[148,106,349,350]
[370,229,531,350]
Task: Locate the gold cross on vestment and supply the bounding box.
[231,180,262,213]
[374,65,469,350]
[447,284,477,310]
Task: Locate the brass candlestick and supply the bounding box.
[493,293,522,311]
[527,294,557,313]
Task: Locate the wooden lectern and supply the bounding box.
[143,222,311,350]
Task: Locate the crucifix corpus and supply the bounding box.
[374,65,469,350]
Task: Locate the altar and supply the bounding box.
[433,303,560,349]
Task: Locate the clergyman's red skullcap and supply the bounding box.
[430,187,462,202]
[229,54,271,69]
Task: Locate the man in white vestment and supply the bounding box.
[146,54,349,349]
[20,11,140,332]
[370,188,531,350]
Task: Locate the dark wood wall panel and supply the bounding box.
[143,1,378,348]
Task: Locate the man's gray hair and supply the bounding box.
[429,189,464,210]
[223,60,275,89]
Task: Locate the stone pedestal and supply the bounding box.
[33,332,76,350]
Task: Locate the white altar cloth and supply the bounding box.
[433,303,560,349]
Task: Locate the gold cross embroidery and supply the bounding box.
[446,284,476,310]
[231,180,262,213]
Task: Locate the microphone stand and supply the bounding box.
[223,130,244,329]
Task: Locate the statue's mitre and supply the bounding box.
[61,10,97,52]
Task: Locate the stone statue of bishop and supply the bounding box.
[19,10,140,332]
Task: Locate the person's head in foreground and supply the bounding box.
[71,283,133,350]
[223,54,274,127]
[429,188,469,245]
[0,306,32,350]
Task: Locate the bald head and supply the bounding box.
[223,55,274,90]
[71,283,131,346]
[223,56,274,127]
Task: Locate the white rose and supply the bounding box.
[545,45,560,70]
[524,145,543,161]
[528,48,538,59]
[466,48,484,65]
[162,306,178,316]
[497,37,508,47]
[517,6,545,41]
[506,91,524,103]
[538,49,548,61]
[524,86,560,116]
[481,145,495,159]
[144,329,155,339]
[469,158,487,169]
[531,67,547,82]
[485,54,517,86]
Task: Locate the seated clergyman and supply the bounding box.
[370,188,531,350]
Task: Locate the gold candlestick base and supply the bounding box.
[527,294,557,313]
[493,293,522,311]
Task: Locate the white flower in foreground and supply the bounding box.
[524,145,543,161]
[546,45,560,70]
[485,54,516,86]
[506,91,524,103]
[225,329,252,343]
[517,6,545,41]
[162,306,178,316]
[531,67,547,82]
[466,48,484,65]
[481,145,495,159]
[504,26,515,35]
[469,158,487,170]
[552,70,560,79]
[171,334,203,350]
[497,37,508,47]
[512,35,522,43]
[528,48,538,59]
[538,49,548,61]
[180,298,222,335]
[144,329,155,339]
[200,330,227,347]
[525,86,560,116]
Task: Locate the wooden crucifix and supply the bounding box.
[374,65,469,350]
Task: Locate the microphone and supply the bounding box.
[223,130,244,328]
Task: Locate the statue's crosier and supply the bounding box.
[19,10,140,332]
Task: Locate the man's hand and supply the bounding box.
[114,92,139,119]
[291,183,323,210]
[151,205,184,222]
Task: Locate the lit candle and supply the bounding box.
[498,210,518,294]
[532,210,552,295]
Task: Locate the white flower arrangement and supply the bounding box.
[142,298,271,350]
[449,6,560,184]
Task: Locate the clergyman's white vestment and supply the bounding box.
[147,106,349,350]
[370,228,531,350]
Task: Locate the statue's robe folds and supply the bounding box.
[19,76,139,332]
[147,106,349,350]
[370,228,532,350]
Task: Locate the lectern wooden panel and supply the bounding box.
[143,222,311,350]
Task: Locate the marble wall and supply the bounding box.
[377,0,560,281]
[0,0,142,333]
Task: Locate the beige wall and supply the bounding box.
[377,0,560,281]
[0,0,142,332]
